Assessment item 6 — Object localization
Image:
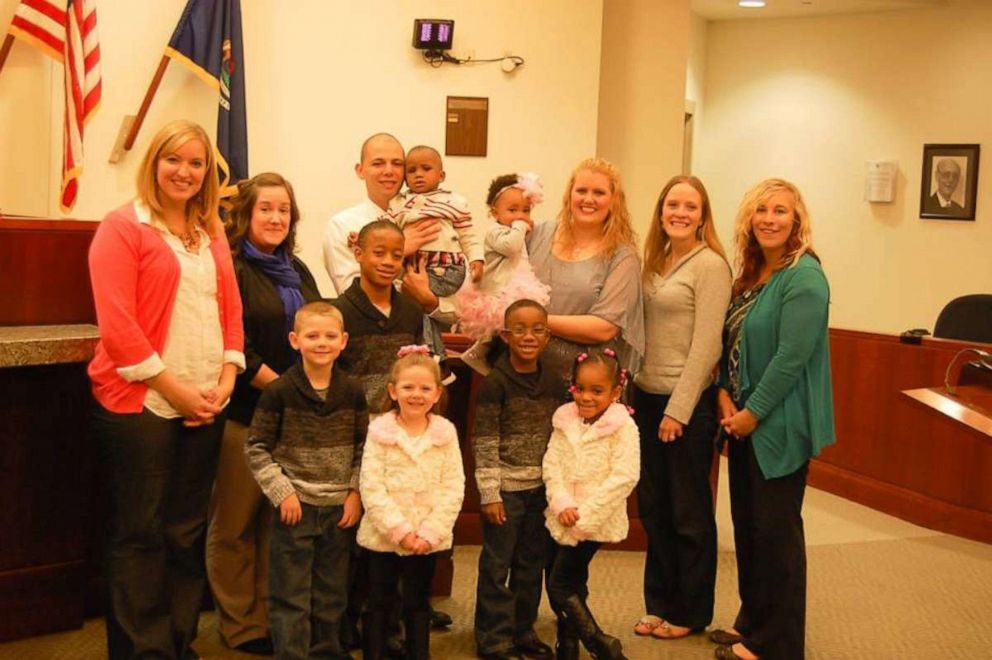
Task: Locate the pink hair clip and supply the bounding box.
[625,405,636,416]
[396,344,431,358]
[602,347,617,359]
[568,384,577,395]
[576,353,589,363]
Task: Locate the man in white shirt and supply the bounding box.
[323,133,458,323]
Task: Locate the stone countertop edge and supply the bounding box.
[0,324,99,368]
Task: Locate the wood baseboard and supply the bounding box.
[809,459,992,545]
[0,561,84,642]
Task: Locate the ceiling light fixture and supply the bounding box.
[738,1,767,7]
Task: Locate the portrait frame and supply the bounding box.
[919,143,980,220]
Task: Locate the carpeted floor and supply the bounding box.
[3,462,991,659]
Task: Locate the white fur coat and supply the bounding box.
[543,402,640,546]
[357,411,465,554]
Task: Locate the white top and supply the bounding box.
[322,197,458,322]
[141,213,225,419]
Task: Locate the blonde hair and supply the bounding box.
[555,158,637,257]
[731,178,819,296]
[380,352,446,415]
[293,301,344,333]
[226,172,301,256]
[136,120,221,237]
[643,175,728,278]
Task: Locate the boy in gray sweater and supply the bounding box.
[472,299,568,660]
[246,302,368,660]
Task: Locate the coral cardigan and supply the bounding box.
[87,201,245,413]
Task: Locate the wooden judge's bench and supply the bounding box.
[2,216,991,642]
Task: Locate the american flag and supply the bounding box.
[7,0,102,212]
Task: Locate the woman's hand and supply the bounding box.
[716,388,739,424]
[402,218,442,256]
[658,415,684,443]
[147,371,222,423]
[401,254,440,314]
[721,408,759,438]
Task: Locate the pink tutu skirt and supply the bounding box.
[456,260,551,340]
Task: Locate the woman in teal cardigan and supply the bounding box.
[711,179,835,660]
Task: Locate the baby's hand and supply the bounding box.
[469,260,484,283]
[280,493,303,526]
[558,507,580,528]
[347,231,359,251]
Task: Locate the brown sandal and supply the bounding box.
[651,621,697,640]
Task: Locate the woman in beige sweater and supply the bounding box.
[632,175,732,641]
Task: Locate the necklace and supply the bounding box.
[174,226,200,253]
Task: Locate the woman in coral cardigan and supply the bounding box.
[88,120,244,659]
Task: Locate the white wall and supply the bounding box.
[597,0,690,242]
[696,3,992,334]
[0,0,603,296]
[685,11,708,173]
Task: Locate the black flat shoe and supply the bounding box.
[514,633,554,659]
[714,643,757,659]
[709,629,744,646]
[430,607,453,629]
[234,637,274,655]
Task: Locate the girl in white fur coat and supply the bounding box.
[357,347,465,660]
[543,348,640,660]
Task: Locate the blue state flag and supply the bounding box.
[165,0,247,197]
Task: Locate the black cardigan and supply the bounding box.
[228,253,322,425]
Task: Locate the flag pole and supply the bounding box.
[123,55,171,151]
[0,34,15,77]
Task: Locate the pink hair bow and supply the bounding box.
[397,344,431,358]
[514,172,545,205]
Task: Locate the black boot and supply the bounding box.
[404,610,432,660]
[363,611,389,660]
[554,614,579,660]
[560,595,626,660]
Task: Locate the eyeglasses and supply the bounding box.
[504,325,549,338]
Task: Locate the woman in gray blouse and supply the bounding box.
[526,158,644,381]
[631,176,731,641]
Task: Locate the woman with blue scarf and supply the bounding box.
[206,172,322,656]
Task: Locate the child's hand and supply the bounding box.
[412,537,433,555]
[469,260,484,283]
[339,490,362,528]
[558,507,580,528]
[279,493,303,526]
[400,532,420,552]
[481,502,507,526]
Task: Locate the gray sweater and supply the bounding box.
[246,363,368,507]
[634,245,731,424]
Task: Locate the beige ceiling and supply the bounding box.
[691,0,949,21]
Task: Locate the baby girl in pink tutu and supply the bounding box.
[458,172,550,374]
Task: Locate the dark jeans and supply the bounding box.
[421,260,465,358]
[474,487,551,654]
[632,385,718,629]
[269,502,353,660]
[367,551,437,617]
[93,404,224,660]
[727,437,808,659]
[546,541,601,613]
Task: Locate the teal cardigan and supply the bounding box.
[720,254,836,479]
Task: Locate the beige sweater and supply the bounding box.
[634,245,731,424]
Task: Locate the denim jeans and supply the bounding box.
[422,260,465,358]
[633,385,718,629]
[474,486,551,654]
[93,404,224,660]
[269,502,354,660]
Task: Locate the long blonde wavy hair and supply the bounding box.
[643,175,728,278]
[555,158,637,256]
[135,119,221,237]
[731,177,819,296]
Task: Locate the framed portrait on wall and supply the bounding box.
[919,144,980,220]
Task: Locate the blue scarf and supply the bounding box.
[241,239,304,332]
